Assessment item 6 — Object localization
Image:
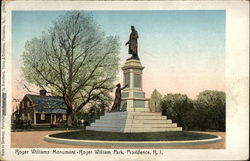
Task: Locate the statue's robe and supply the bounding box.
[128,30,139,57]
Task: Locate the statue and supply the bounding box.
[109,83,128,112]
[125,26,139,60]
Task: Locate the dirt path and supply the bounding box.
[11,130,225,149]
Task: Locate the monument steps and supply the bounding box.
[133,115,167,120]
[95,118,173,124]
[86,127,182,133]
[134,119,173,124]
[86,111,182,132]
[128,127,182,132]
[90,123,177,128]
[100,115,167,120]
[104,112,162,116]
[127,108,150,112]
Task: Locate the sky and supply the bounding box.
[12,10,225,103]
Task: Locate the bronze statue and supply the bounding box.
[109,83,128,112]
[125,26,139,60]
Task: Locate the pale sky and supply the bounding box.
[12,10,225,102]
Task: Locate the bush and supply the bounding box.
[75,111,91,127]
[75,106,104,127]
[13,117,33,129]
[74,95,110,127]
[159,90,226,131]
[160,94,194,130]
[194,90,225,131]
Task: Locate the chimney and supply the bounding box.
[39,89,46,96]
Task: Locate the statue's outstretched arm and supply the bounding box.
[121,84,128,90]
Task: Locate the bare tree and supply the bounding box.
[22,11,120,126]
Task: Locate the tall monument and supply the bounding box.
[121,26,149,112]
[86,26,182,132]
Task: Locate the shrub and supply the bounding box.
[160,94,194,130]
[195,90,226,131]
[13,117,33,129]
[159,90,225,131]
[75,106,102,127]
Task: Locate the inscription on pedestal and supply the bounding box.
[134,100,145,108]
[124,73,130,87]
[134,74,141,88]
[134,92,145,98]
[121,92,129,98]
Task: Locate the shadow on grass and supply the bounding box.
[49,130,217,141]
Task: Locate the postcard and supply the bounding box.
[0,0,249,161]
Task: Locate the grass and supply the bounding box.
[12,126,84,132]
[49,130,217,141]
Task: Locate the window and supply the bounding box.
[63,114,67,120]
[41,113,45,120]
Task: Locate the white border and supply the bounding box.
[1,0,249,161]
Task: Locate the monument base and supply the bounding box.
[86,59,183,133]
[86,110,182,133]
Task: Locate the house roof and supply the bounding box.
[26,94,67,114]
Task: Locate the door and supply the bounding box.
[51,114,56,125]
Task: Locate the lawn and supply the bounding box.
[49,130,218,141]
[11,126,84,132]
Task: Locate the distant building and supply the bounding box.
[13,90,67,126]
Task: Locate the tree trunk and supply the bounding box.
[67,110,75,127]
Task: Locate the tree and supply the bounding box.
[195,90,226,131]
[160,94,194,130]
[22,11,120,126]
[149,89,162,112]
[75,90,113,126]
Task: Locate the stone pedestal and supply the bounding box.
[120,59,149,112]
[86,59,183,133]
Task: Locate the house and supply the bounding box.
[14,90,67,126]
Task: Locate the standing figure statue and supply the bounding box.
[125,26,139,60]
[109,83,128,112]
